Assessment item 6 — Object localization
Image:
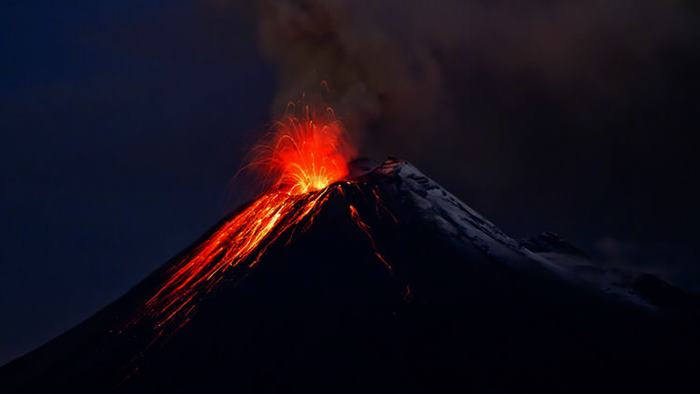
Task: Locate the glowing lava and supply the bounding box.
[251,106,353,195]
[142,105,388,332]
[145,188,337,331]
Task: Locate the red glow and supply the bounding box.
[348,204,392,271]
[141,105,390,332]
[251,107,354,195]
[145,187,336,330]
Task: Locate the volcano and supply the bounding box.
[2,159,698,393]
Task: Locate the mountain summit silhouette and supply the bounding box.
[2,159,698,393]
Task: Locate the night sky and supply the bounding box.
[2,1,699,365]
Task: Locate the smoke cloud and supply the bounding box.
[254,0,697,158]
[213,0,700,280]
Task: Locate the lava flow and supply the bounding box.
[142,105,389,332]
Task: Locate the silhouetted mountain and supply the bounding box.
[2,159,698,393]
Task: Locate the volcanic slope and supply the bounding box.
[2,159,698,393]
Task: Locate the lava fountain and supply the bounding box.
[249,105,353,195]
[142,105,387,333]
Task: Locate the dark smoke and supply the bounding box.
[249,0,700,288]
[255,1,695,150]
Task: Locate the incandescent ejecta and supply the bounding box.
[2,105,698,394]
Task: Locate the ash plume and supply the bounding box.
[201,0,700,284]
[253,0,697,162]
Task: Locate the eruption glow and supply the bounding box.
[251,107,352,195]
[142,105,388,332]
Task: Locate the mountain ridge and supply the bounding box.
[2,159,697,393]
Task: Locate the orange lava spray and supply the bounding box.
[140,103,390,334]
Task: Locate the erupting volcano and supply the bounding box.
[2,105,698,394]
[142,106,365,333]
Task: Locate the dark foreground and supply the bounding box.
[2,160,698,393]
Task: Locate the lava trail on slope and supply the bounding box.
[2,115,699,393]
[134,106,394,337]
[141,180,395,336]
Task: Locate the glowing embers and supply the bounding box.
[348,204,392,272]
[145,187,336,330]
[250,107,354,195]
[143,182,395,332]
[144,105,356,331]
[140,105,394,334]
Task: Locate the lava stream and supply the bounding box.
[141,106,391,332]
[145,187,337,329]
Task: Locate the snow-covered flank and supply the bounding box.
[374,159,654,309]
[377,159,541,263]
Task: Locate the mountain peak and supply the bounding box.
[2,158,697,393]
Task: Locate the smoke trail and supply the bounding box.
[246,1,700,284]
[253,0,697,161]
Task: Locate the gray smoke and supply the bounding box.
[247,0,700,283]
[253,0,697,158]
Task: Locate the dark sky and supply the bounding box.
[2,0,699,366]
[0,1,274,365]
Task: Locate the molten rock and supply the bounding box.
[2,159,698,393]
